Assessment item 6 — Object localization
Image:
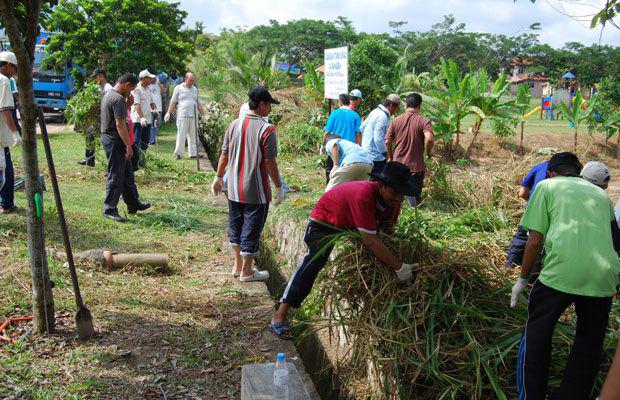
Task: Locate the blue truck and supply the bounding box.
[32,31,77,112]
[0,30,77,112]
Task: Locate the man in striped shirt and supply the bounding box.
[212,86,285,282]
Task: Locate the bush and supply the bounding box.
[65,82,102,133]
[279,123,323,155]
[197,101,232,170]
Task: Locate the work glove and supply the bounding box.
[140,117,148,127]
[11,131,21,146]
[396,263,416,282]
[211,176,224,196]
[319,144,325,156]
[273,186,285,205]
[164,112,171,123]
[510,277,529,308]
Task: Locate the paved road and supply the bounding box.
[18,112,73,134]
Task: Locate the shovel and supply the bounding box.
[37,108,95,339]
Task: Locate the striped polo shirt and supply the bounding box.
[222,114,278,204]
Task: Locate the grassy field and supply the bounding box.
[0,117,617,399]
[0,124,277,399]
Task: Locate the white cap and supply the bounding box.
[0,51,17,66]
[138,69,156,79]
[349,89,362,99]
[581,161,610,187]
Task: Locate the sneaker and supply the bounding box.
[103,211,126,223]
[0,205,17,214]
[127,202,151,215]
[239,270,269,282]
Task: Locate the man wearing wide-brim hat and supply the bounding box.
[267,161,418,339]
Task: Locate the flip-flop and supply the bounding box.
[239,270,269,282]
[267,321,294,340]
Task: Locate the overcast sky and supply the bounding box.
[172,0,620,48]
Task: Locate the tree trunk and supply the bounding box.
[573,128,578,153]
[465,120,482,158]
[0,0,55,333]
[605,134,608,157]
[519,121,525,154]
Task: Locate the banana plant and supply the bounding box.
[515,83,532,153]
[431,58,474,154]
[464,70,514,157]
[559,91,587,152]
[301,57,325,107]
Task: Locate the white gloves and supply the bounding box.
[510,277,529,308]
[211,176,224,196]
[164,112,171,123]
[273,186,285,205]
[319,144,325,156]
[11,131,21,146]
[139,117,148,127]
[396,263,416,282]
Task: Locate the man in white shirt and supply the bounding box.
[148,75,163,145]
[79,68,113,167]
[131,69,157,166]
[165,72,204,159]
[0,52,21,213]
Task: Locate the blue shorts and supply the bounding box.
[227,200,269,257]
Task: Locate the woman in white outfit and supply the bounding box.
[165,72,204,159]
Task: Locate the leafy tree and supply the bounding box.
[586,77,620,156]
[349,35,400,114]
[244,18,358,71]
[43,0,192,79]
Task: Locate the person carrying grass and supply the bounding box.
[268,162,418,340]
[511,152,620,400]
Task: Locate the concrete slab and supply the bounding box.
[241,362,311,400]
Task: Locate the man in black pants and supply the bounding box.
[511,152,620,400]
[100,73,150,222]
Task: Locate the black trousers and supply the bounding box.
[324,156,333,185]
[280,220,340,308]
[102,136,140,213]
[517,280,612,400]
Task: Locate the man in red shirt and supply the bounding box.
[267,162,419,339]
[386,92,434,206]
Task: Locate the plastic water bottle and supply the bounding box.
[273,352,289,400]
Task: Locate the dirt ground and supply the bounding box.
[1,126,618,399]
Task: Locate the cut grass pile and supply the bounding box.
[291,157,619,399]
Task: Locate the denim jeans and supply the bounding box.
[0,147,14,209]
[280,220,341,308]
[406,171,425,206]
[150,112,162,144]
[227,200,269,256]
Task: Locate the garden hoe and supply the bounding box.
[37,108,95,339]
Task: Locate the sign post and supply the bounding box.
[324,46,348,103]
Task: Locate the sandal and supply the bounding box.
[232,267,258,278]
[239,270,269,282]
[267,321,294,340]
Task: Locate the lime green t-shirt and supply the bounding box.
[521,176,619,297]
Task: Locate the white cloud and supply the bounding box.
[172,0,620,47]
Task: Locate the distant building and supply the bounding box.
[502,57,549,98]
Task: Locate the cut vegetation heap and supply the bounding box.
[284,160,618,399]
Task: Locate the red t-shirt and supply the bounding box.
[309,181,401,234]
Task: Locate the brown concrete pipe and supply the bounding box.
[102,251,169,270]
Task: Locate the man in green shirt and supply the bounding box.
[511,152,620,400]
